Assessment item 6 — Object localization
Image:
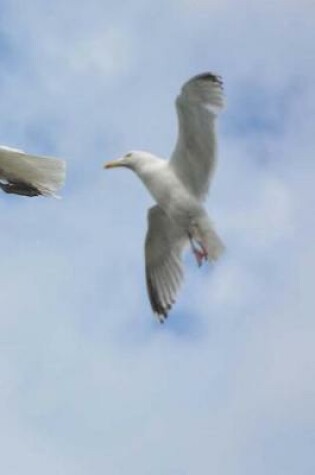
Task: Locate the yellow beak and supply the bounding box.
[104,160,122,169]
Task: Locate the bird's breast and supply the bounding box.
[139,165,199,227]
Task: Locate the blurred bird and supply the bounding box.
[105,72,225,322]
[0,146,66,198]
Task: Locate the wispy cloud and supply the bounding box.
[0,0,314,474]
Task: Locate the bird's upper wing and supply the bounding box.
[0,146,66,196]
[145,205,187,322]
[170,72,224,201]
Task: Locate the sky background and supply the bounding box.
[0,0,314,473]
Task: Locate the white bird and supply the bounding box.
[0,146,66,197]
[105,72,225,322]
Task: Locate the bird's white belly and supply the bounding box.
[141,167,201,227]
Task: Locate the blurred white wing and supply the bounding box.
[170,72,224,201]
[0,146,66,197]
[145,205,187,322]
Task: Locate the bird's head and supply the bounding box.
[104,151,158,173]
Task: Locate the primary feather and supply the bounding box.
[145,205,186,322]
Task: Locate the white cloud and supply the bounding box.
[0,0,314,473]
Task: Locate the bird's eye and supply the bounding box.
[125,153,132,158]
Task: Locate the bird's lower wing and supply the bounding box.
[145,205,187,322]
[0,146,66,197]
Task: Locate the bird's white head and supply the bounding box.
[104,150,159,173]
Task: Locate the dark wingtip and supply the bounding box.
[146,270,174,323]
[156,311,167,324]
[193,72,223,87]
[0,181,41,197]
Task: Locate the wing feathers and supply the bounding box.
[170,72,224,201]
[145,206,186,322]
[0,146,66,197]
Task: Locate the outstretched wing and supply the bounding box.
[145,205,187,322]
[0,146,66,197]
[170,72,224,201]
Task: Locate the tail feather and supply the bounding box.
[0,147,66,197]
[203,224,225,261]
[21,154,66,196]
[194,213,225,262]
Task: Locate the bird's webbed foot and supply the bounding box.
[188,232,208,267]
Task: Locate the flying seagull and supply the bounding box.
[105,72,225,322]
[0,146,66,197]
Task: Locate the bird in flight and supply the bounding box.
[0,146,66,197]
[105,72,225,322]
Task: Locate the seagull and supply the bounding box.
[0,146,66,197]
[104,72,225,322]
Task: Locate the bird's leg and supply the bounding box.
[188,232,207,267]
[196,239,208,260]
[194,244,208,267]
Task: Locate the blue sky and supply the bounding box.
[0,0,314,473]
